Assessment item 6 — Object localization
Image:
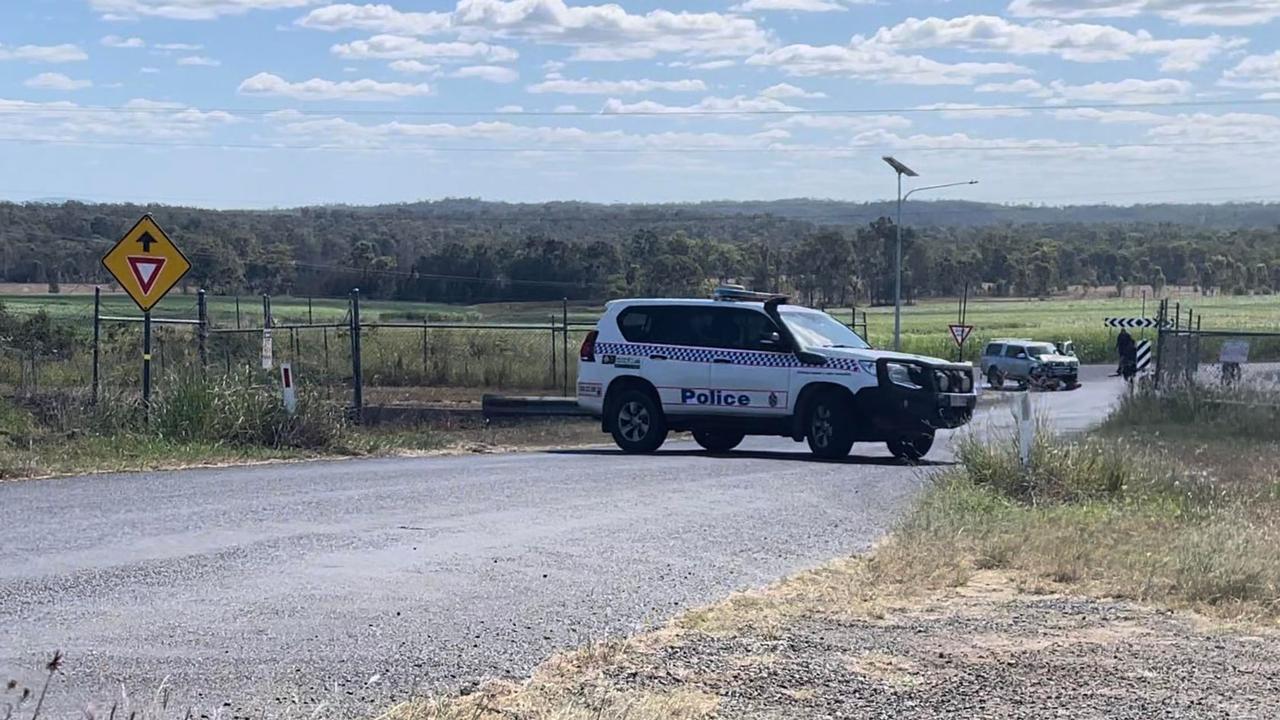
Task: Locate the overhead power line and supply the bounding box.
[0,97,1276,118]
[2,136,1280,155]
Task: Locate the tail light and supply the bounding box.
[579,330,598,362]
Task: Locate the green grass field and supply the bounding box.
[0,290,1275,395]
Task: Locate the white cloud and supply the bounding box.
[0,44,88,63]
[178,55,221,66]
[760,83,826,99]
[600,95,801,115]
[296,4,452,34]
[155,43,204,51]
[296,0,771,61]
[667,59,736,70]
[24,73,93,91]
[916,103,1032,118]
[0,96,237,143]
[451,0,771,61]
[770,114,913,131]
[496,104,524,112]
[237,72,431,100]
[140,67,161,74]
[1221,52,1280,89]
[102,35,145,48]
[1007,0,1280,27]
[866,15,1245,72]
[1052,107,1169,124]
[1045,78,1193,103]
[90,0,320,20]
[975,78,1050,95]
[731,0,849,11]
[527,77,707,94]
[389,60,440,74]
[273,115,794,154]
[746,44,1030,85]
[972,77,1193,103]
[452,65,518,83]
[332,35,518,62]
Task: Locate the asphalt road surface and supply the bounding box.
[0,367,1123,718]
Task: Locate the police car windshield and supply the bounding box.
[1027,343,1057,358]
[780,310,871,350]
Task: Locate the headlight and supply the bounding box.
[886,362,922,390]
[857,360,878,374]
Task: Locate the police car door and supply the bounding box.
[642,305,713,416]
[704,306,792,416]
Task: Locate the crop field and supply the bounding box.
[0,290,1274,398]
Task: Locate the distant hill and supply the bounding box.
[377,197,1280,229]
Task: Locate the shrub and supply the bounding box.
[147,371,348,450]
[954,426,1145,504]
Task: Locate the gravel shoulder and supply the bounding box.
[393,567,1280,720]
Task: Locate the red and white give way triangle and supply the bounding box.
[127,256,167,295]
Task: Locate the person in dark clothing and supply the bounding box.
[1116,328,1137,378]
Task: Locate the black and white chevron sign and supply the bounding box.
[1105,317,1161,328]
[1135,340,1153,371]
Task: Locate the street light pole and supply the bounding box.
[883,156,977,352]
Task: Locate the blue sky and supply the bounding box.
[1,0,1279,208]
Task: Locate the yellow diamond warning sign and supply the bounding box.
[102,215,192,312]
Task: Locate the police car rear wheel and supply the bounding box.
[610,390,667,454]
[805,396,854,459]
[888,432,934,462]
[693,429,745,453]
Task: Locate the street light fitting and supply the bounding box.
[882,156,918,177]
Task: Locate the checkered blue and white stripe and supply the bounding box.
[595,342,861,372]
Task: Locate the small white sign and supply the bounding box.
[1220,340,1250,365]
[1017,392,1034,469]
[261,328,274,369]
[280,362,297,415]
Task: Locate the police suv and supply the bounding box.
[576,287,978,460]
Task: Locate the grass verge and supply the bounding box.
[0,375,608,481]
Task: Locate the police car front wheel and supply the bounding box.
[610,390,668,454]
[805,396,855,459]
[693,429,745,453]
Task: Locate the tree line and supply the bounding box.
[2,199,1279,306]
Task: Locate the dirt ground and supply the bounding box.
[392,569,1280,720]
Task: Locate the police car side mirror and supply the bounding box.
[1017,352,1027,359]
[759,332,786,350]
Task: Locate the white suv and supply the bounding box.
[576,289,977,460]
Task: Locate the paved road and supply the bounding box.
[0,368,1122,718]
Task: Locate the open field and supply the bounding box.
[0,291,1274,397]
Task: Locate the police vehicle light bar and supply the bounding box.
[712,285,789,303]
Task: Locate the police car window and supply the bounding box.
[706,308,781,351]
[984,343,1002,356]
[779,310,870,350]
[619,306,717,347]
[1004,345,1024,358]
[617,307,655,343]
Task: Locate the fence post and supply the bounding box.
[562,298,569,396]
[143,310,152,423]
[92,286,101,404]
[197,289,208,372]
[235,296,242,329]
[262,294,272,330]
[30,348,37,396]
[350,289,364,423]
[550,314,557,390]
[421,324,428,380]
